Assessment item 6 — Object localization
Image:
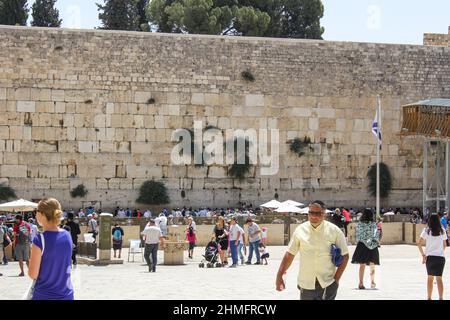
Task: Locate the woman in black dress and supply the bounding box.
[212,216,229,265]
[351,208,380,289]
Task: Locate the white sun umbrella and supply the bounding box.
[275,204,303,213]
[280,200,304,207]
[298,207,333,214]
[0,199,38,212]
[260,200,282,209]
[383,211,395,216]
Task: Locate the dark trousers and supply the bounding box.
[144,243,158,271]
[299,279,339,300]
[72,245,77,264]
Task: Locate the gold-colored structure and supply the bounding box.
[401,99,450,215]
[401,99,450,138]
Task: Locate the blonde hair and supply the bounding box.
[37,197,62,224]
[216,216,225,229]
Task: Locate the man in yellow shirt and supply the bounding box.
[276,200,349,300]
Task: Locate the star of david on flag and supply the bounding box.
[372,109,382,149]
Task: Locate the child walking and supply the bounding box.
[259,242,269,265]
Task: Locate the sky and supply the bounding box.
[26,0,450,45]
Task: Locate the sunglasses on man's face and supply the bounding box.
[308,211,323,216]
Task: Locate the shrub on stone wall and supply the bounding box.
[137,180,170,205]
[0,185,17,201]
[367,162,392,198]
[289,137,312,157]
[227,137,252,181]
[241,70,255,82]
[70,184,88,198]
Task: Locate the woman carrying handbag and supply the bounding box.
[27,198,74,300]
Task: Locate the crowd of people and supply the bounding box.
[1,196,449,300]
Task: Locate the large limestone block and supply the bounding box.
[207,166,227,178]
[308,118,319,131]
[120,179,133,190]
[0,165,27,177]
[14,88,31,100]
[134,91,151,103]
[191,93,204,105]
[204,93,220,106]
[50,178,70,190]
[355,144,375,155]
[17,101,35,113]
[78,141,99,153]
[165,166,187,178]
[35,178,51,189]
[316,108,336,118]
[245,94,264,107]
[51,90,65,101]
[94,114,106,128]
[0,127,9,139]
[204,178,233,189]
[126,165,163,178]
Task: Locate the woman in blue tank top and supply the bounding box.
[28,197,74,300]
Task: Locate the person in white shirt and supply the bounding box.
[228,217,242,268]
[87,214,98,243]
[417,213,447,300]
[141,219,165,272]
[28,218,39,244]
[78,209,85,218]
[155,213,168,236]
[236,221,246,265]
[144,210,151,218]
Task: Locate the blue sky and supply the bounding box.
[28,0,450,45]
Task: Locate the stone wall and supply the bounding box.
[424,26,450,46]
[0,26,450,210]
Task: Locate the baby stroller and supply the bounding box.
[199,240,223,268]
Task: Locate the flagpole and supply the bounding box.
[376,95,381,220]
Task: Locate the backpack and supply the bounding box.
[113,229,122,241]
[17,223,30,245]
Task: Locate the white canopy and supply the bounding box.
[298,207,333,214]
[260,200,282,209]
[280,200,304,207]
[383,211,395,216]
[0,199,38,212]
[275,204,303,213]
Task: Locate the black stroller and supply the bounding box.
[199,240,223,268]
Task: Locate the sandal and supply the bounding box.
[358,284,365,290]
[371,282,376,289]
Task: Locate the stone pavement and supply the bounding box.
[0,245,448,300]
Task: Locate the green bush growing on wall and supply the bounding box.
[137,180,170,205]
[367,162,392,198]
[70,184,88,198]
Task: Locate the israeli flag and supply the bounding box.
[372,109,382,146]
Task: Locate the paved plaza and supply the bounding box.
[0,244,448,300]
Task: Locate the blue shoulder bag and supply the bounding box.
[330,244,343,267]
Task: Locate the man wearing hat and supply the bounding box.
[228,217,242,268]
